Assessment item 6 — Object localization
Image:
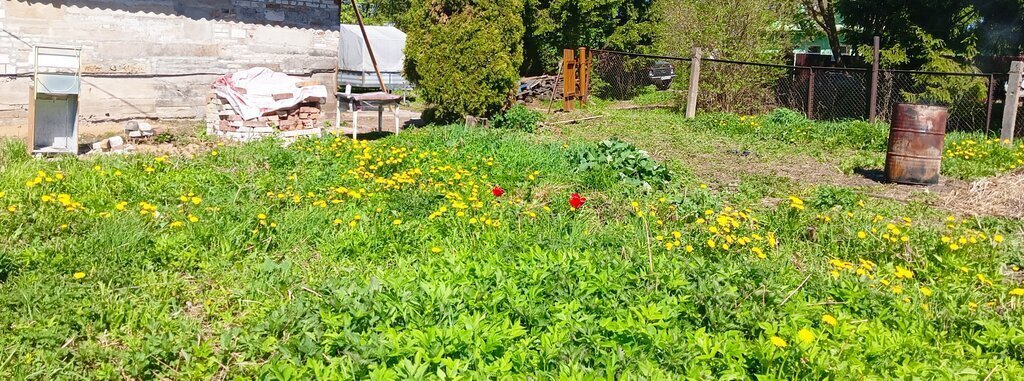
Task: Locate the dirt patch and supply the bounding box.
[941,170,1024,219]
[642,142,999,216]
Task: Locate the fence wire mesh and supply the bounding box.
[877,71,995,134]
[591,50,690,106]
[589,50,1022,136]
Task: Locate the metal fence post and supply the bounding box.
[807,68,816,119]
[985,74,995,135]
[868,36,880,123]
[1002,61,1023,143]
[686,47,702,118]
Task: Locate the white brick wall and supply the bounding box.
[0,0,340,126]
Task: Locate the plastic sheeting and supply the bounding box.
[212,67,329,120]
[339,25,406,73]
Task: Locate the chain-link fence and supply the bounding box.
[590,49,1022,136]
[877,71,996,134]
[591,50,690,104]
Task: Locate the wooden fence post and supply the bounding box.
[1001,61,1023,143]
[686,47,702,118]
[578,47,590,104]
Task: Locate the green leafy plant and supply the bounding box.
[491,104,543,132]
[154,132,177,144]
[571,138,671,189]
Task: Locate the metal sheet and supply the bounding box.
[32,95,78,154]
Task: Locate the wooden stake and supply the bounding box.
[547,59,563,115]
[349,0,388,93]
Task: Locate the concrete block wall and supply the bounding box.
[0,0,340,134]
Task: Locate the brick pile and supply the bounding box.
[205,84,327,143]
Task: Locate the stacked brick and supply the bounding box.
[205,90,326,143]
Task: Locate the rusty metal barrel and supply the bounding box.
[884,104,948,185]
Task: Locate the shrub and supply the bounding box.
[491,104,542,132]
[404,0,525,123]
[570,138,671,190]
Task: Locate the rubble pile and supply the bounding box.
[204,85,327,143]
[88,136,132,154]
[518,75,563,103]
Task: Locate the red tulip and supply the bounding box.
[569,193,586,209]
[492,186,505,197]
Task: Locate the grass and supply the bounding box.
[0,123,1023,379]
[555,106,1024,183]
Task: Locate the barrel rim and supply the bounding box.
[894,103,950,112]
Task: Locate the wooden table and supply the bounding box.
[335,91,404,138]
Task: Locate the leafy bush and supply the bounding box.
[659,0,798,115]
[404,0,525,122]
[571,138,671,189]
[491,104,543,132]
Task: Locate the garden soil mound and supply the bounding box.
[942,169,1024,219]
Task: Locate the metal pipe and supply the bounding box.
[985,74,995,135]
[869,36,880,123]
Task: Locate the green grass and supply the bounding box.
[1,126,1023,379]
[560,106,1024,182]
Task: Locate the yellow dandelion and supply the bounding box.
[797,328,815,344]
[770,336,788,348]
[73,271,86,279]
[1009,288,1024,297]
[822,314,837,327]
[431,247,442,253]
[894,266,914,279]
[919,286,933,297]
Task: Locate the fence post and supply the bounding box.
[868,36,880,123]
[1001,61,1023,143]
[807,68,816,119]
[686,47,702,118]
[985,74,995,135]
[578,47,590,104]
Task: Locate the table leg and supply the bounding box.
[377,106,384,132]
[394,105,401,134]
[352,103,358,139]
[335,98,341,133]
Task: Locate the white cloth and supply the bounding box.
[339,25,406,73]
[212,67,329,120]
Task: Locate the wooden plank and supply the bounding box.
[1001,61,1022,143]
[562,49,576,111]
[578,47,590,104]
[26,86,36,153]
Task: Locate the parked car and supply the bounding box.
[648,60,676,90]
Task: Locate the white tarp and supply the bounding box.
[339,25,406,73]
[212,67,329,120]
